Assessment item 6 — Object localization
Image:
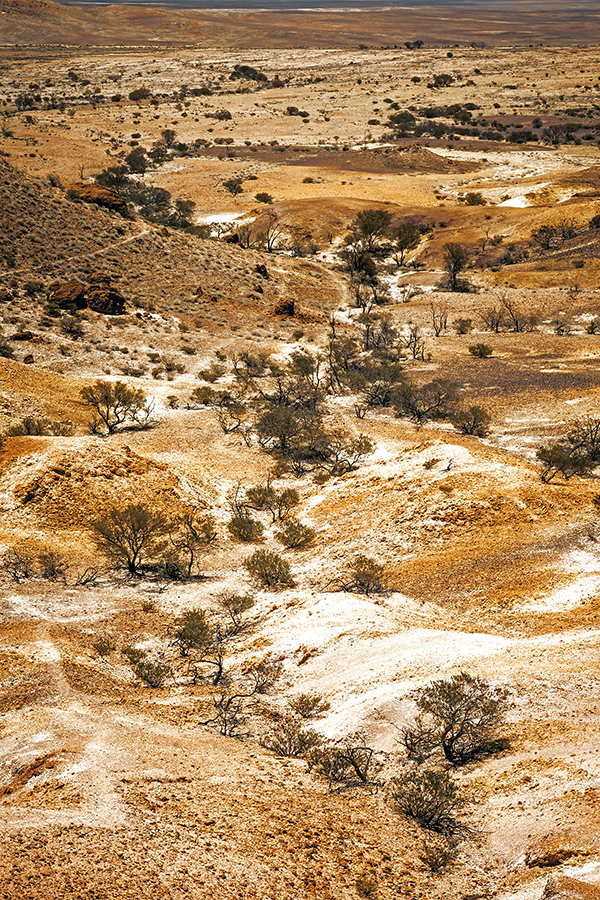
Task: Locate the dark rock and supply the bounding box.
[273,297,294,316]
[23,354,34,365]
[87,284,126,315]
[224,233,239,244]
[255,264,269,278]
[10,331,34,341]
[49,280,86,310]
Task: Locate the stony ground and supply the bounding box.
[2,35,600,900]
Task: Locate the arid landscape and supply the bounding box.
[2,6,600,898]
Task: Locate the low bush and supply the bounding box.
[93,636,116,657]
[134,660,171,687]
[276,519,316,549]
[261,719,323,758]
[468,343,493,358]
[389,769,467,834]
[243,549,293,589]
[227,516,264,543]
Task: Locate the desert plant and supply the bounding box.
[566,417,600,463]
[91,503,170,576]
[393,223,420,267]
[37,548,68,581]
[430,301,448,336]
[355,875,379,898]
[80,380,155,434]
[394,379,458,425]
[262,719,323,758]
[170,512,217,577]
[288,692,331,719]
[453,318,472,335]
[134,660,171,687]
[227,515,264,543]
[537,441,594,483]
[464,192,486,206]
[245,479,300,522]
[223,178,243,195]
[5,417,50,437]
[122,646,146,665]
[0,548,34,582]
[389,769,467,835]
[243,549,293,589]
[468,343,493,358]
[346,555,386,595]
[93,635,116,657]
[351,208,393,252]
[451,406,491,437]
[309,739,383,793]
[169,608,212,657]
[217,591,256,637]
[276,519,316,549]
[418,837,460,872]
[586,318,600,334]
[442,243,469,291]
[255,192,273,204]
[401,672,511,766]
[200,657,282,738]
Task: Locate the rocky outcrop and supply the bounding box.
[543,875,600,899]
[65,182,126,211]
[86,275,126,315]
[48,279,86,310]
[48,276,125,315]
[273,297,294,316]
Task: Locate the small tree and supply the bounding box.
[92,504,170,576]
[401,672,511,766]
[537,441,594,483]
[170,512,217,577]
[451,406,491,437]
[81,380,155,435]
[430,302,448,336]
[170,608,212,657]
[442,243,469,291]
[217,591,256,637]
[169,607,227,685]
[389,769,467,835]
[393,223,420,267]
[309,739,383,793]
[244,549,293,589]
[352,209,393,252]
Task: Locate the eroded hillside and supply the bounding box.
[2,40,600,900]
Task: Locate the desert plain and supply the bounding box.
[2,5,600,898]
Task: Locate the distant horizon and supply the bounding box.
[53,0,531,9]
